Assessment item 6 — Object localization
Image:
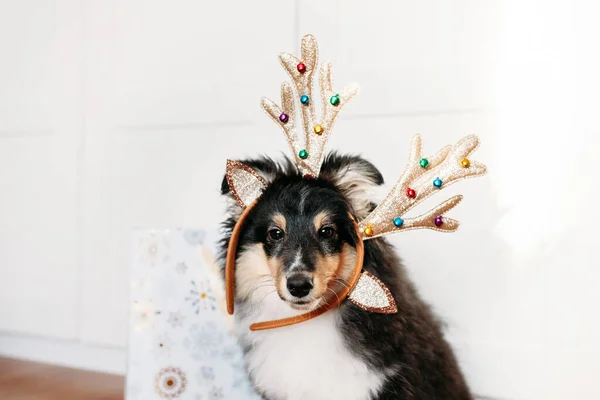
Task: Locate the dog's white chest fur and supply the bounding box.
[237,304,385,400]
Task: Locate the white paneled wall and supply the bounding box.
[1,1,599,399]
[0,0,83,339]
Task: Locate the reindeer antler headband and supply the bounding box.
[225,34,487,331]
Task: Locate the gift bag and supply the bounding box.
[125,228,260,399]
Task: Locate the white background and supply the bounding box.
[0,1,599,399]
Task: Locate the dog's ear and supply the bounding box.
[223,160,268,208]
[320,153,384,219]
[221,156,294,216]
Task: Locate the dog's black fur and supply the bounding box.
[218,153,472,400]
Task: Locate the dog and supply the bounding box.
[218,152,473,400]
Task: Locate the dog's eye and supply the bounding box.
[318,227,336,239]
[267,228,284,241]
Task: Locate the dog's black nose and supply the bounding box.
[286,274,313,298]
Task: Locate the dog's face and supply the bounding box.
[221,153,384,311]
[238,178,359,310]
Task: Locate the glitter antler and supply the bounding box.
[261,34,360,177]
[358,134,487,239]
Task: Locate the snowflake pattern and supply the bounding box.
[152,333,174,359]
[132,299,161,331]
[175,262,188,274]
[167,311,186,329]
[184,322,223,360]
[195,366,216,387]
[185,280,217,313]
[183,229,205,245]
[154,367,188,399]
[209,386,224,400]
[137,232,169,266]
[200,366,215,381]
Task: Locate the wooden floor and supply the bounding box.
[0,357,124,399]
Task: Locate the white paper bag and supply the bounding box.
[125,228,260,399]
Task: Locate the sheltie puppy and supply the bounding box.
[218,153,472,400]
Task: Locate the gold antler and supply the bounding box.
[261,34,360,177]
[359,134,487,239]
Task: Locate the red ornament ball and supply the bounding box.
[406,188,416,198]
[297,63,307,73]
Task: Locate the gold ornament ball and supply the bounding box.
[461,158,470,168]
[314,124,324,135]
[363,225,374,237]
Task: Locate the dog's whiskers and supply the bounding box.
[248,283,276,301]
[326,286,342,306]
[258,289,277,304]
[332,278,351,289]
[324,273,352,291]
